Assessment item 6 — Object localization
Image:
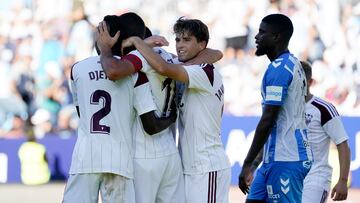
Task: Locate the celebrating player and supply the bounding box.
[63,13,176,203]
[301,60,351,203]
[238,14,313,203]
[97,15,224,202]
[118,17,231,203]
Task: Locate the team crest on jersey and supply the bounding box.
[305,113,313,126]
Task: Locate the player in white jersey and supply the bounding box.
[238,14,312,203]
[301,61,350,203]
[63,14,176,203]
[118,17,231,203]
[97,19,224,202]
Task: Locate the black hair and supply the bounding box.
[173,17,209,45]
[262,14,293,43]
[300,60,312,81]
[103,12,146,56]
[103,15,122,56]
[145,26,152,38]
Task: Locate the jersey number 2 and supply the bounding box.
[90,90,111,134]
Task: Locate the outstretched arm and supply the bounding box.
[238,104,281,194]
[124,36,190,83]
[331,140,350,201]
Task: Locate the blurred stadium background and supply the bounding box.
[0,0,359,202]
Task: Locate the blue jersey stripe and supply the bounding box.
[294,129,308,161]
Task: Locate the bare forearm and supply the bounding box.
[100,50,135,80]
[244,121,272,164]
[140,111,176,135]
[250,148,263,172]
[131,37,189,82]
[244,105,280,164]
[337,141,351,183]
[186,48,223,65]
[131,37,168,74]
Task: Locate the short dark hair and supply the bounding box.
[173,17,209,45]
[145,26,152,38]
[262,14,293,43]
[301,60,312,81]
[103,12,146,56]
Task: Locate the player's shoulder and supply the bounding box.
[268,52,298,74]
[72,56,99,70]
[310,96,339,120]
[71,56,99,80]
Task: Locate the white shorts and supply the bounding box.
[133,153,185,203]
[63,173,135,203]
[302,183,329,203]
[184,168,231,203]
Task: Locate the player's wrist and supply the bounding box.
[243,159,252,166]
[338,177,348,183]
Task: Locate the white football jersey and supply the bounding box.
[304,96,348,186]
[69,55,155,178]
[179,63,230,174]
[261,52,313,163]
[126,48,178,158]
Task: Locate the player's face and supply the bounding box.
[254,22,276,56]
[175,32,206,62]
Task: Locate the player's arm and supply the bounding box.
[245,104,280,166]
[140,102,177,135]
[331,140,350,201]
[70,63,80,118]
[133,72,177,135]
[184,48,223,65]
[96,21,137,80]
[250,148,263,173]
[124,36,189,83]
[238,104,280,194]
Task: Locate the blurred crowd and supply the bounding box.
[0,0,359,139]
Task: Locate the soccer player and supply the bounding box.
[238,14,313,203]
[63,13,176,203]
[114,17,231,203]
[301,61,350,203]
[97,17,224,202]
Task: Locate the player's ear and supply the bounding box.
[199,41,207,50]
[309,78,314,87]
[273,33,281,42]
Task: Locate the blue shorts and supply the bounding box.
[247,161,311,203]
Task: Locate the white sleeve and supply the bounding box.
[132,72,157,115]
[323,116,349,145]
[128,50,152,73]
[184,64,214,92]
[70,65,78,106]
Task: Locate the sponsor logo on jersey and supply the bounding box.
[265,86,283,102]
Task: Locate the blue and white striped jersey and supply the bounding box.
[261,51,312,163]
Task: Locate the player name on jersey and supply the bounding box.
[88,70,109,81]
